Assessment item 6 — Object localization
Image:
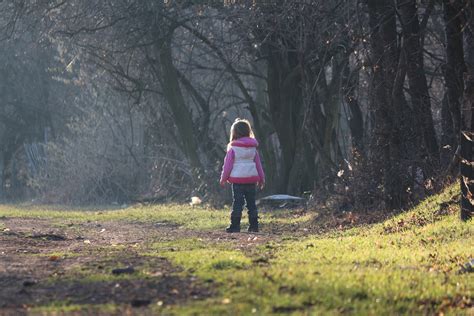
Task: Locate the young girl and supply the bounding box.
[220,119,265,233]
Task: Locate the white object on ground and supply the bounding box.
[259,194,304,200]
[190,196,202,206]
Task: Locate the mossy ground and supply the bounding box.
[0,185,472,315]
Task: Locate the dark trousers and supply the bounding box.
[231,183,258,219]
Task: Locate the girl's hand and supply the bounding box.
[258,181,265,190]
[220,180,227,187]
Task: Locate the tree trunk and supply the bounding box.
[266,46,304,194]
[443,0,465,153]
[397,0,439,176]
[462,1,474,133]
[368,0,411,208]
[343,64,364,154]
[157,36,204,176]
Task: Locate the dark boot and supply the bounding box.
[225,217,241,233]
[248,217,259,233]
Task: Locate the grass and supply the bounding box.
[32,303,120,314]
[148,186,473,315]
[0,203,227,229]
[1,184,472,315]
[0,203,313,231]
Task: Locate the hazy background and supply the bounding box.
[0,0,472,211]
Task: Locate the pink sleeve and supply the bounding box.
[254,151,265,182]
[220,149,235,182]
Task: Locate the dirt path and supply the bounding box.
[0,217,278,314]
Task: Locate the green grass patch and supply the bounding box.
[2,185,472,315]
[0,203,316,232]
[158,186,473,315]
[164,248,252,276]
[0,203,230,230]
[31,302,120,314]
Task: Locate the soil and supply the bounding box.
[0,217,278,315]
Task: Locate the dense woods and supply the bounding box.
[0,1,472,217]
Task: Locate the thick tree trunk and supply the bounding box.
[157,36,204,176]
[267,47,303,194]
[368,0,411,208]
[443,0,465,151]
[462,1,474,132]
[320,58,345,172]
[397,0,439,175]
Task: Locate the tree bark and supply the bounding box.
[397,0,439,175]
[157,36,204,175]
[462,1,474,132]
[443,0,465,151]
[367,0,411,208]
[266,46,303,194]
[343,65,364,153]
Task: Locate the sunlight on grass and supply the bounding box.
[0,203,229,229]
[0,203,315,231]
[154,186,473,315]
[31,303,120,314]
[2,185,472,315]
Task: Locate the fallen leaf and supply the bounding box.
[83,239,91,244]
[222,298,231,304]
[48,255,60,261]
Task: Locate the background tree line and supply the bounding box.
[0,0,472,215]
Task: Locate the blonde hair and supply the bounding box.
[228,118,255,149]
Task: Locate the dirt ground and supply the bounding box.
[0,217,277,315]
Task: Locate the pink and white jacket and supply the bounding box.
[220,137,265,184]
